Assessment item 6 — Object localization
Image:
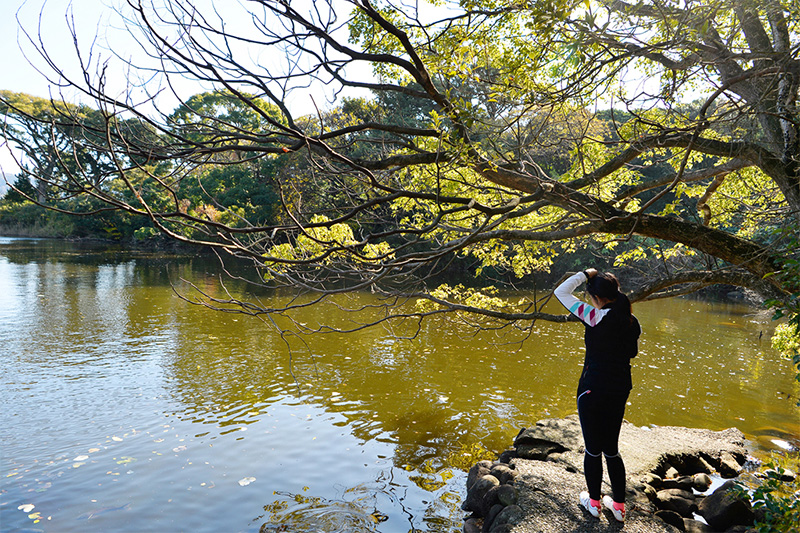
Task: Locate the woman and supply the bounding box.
[554,268,641,523]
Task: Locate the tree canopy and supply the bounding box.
[2,0,799,330]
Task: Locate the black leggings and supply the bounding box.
[577,389,629,503]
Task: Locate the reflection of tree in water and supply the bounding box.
[260,489,387,533]
[258,469,462,533]
[161,291,568,474]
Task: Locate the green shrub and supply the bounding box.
[750,455,800,533]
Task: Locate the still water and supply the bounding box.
[1,237,798,532]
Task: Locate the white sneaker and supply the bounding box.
[603,495,625,522]
[579,491,600,518]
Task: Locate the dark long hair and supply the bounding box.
[586,272,633,320]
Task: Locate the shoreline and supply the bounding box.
[462,416,796,533]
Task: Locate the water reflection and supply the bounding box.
[1,237,798,533]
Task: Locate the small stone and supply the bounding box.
[662,476,695,491]
[717,451,743,478]
[660,488,696,500]
[692,473,712,492]
[467,461,493,490]
[642,484,658,501]
[665,465,680,479]
[464,475,500,516]
[763,467,796,482]
[490,464,516,485]
[490,504,524,531]
[695,455,715,474]
[482,504,504,533]
[481,485,502,517]
[683,518,714,533]
[463,517,481,533]
[642,472,663,488]
[497,449,516,464]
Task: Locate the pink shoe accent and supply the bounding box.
[602,495,625,522]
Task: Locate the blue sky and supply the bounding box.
[1,0,374,178]
[1,0,117,175]
[1,0,127,98]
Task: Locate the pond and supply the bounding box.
[1,237,798,532]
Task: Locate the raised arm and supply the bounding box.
[554,271,608,327]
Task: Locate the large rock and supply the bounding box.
[493,416,749,533]
[697,480,754,531]
[513,420,575,460]
[655,488,698,517]
[654,509,685,530]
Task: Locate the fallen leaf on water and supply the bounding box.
[238,477,256,486]
[72,462,85,468]
[88,448,100,453]
[74,455,89,461]
[172,446,187,453]
[112,437,123,442]
[28,512,41,520]
[116,457,136,465]
[18,504,35,513]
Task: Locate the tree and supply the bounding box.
[2,0,798,332]
[2,174,36,204]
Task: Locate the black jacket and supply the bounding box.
[579,305,641,395]
[554,272,641,396]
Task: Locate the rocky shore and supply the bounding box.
[461,416,788,533]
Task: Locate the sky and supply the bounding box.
[1,0,119,175]
[1,0,113,99]
[0,0,373,178]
